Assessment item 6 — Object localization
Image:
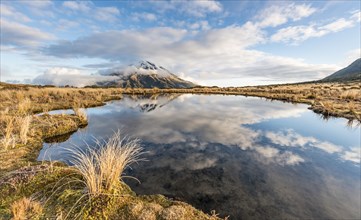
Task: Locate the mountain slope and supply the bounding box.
[96,61,197,88]
[322,58,361,82]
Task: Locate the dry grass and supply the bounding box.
[340,90,361,101]
[19,115,32,144]
[17,98,32,115]
[319,101,334,114]
[117,82,361,121]
[69,130,143,196]
[0,115,32,149]
[73,108,87,123]
[11,197,43,220]
[0,116,16,150]
[0,84,224,219]
[1,81,359,121]
[0,86,122,115]
[0,86,121,153]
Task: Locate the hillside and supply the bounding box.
[322,58,361,82]
[97,61,197,88]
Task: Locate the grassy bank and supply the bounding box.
[0,84,123,175]
[120,81,361,122]
[1,81,360,122]
[0,84,123,114]
[0,81,359,219]
[0,84,222,219]
[0,131,221,219]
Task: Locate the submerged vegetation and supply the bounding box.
[0,81,359,219]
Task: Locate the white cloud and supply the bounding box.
[271,11,359,44]
[351,10,361,22]
[44,24,263,58]
[153,0,223,17]
[0,18,55,47]
[57,19,79,30]
[99,63,173,78]
[271,25,325,44]
[132,12,157,22]
[0,4,32,23]
[20,0,54,17]
[62,1,120,22]
[43,23,339,83]
[5,2,350,85]
[189,21,210,30]
[63,1,91,12]
[256,3,316,28]
[21,0,52,8]
[32,67,118,87]
[184,0,223,17]
[322,18,354,32]
[95,7,120,22]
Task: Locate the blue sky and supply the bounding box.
[1,0,360,86]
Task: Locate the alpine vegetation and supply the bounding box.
[73,108,88,124]
[69,130,143,196]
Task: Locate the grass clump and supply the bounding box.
[17,98,32,115]
[70,130,143,196]
[0,116,16,150]
[19,115,32,145]
[11,197,43,220]
[73,108,88,124]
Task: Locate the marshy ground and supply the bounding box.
[0,81,359,219]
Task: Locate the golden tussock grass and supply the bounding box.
[73,108,88,123]
[118,82,361,121]
[0,115,32,149]
[11,197,43,220]
[340,90,361,101]
[18,115,32,145]
[17,98,32,115]
[0,116,16,150]
[69,130,143,196]
[0,86,122,115]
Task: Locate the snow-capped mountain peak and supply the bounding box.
[96,61,197,88]
[130,61,174,77]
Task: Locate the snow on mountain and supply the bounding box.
[96,61,197,88]
[103,61,175,78]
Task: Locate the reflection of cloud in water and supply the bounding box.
[41,95,358,167]
[342,147,361,163]
[116,95,309,165]
[254,146,304,165]
[265,129,359,163]
[149,149,218,171]
[38,94,360,219]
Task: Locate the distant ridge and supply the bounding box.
[96,61,197,88]
[321,58,361,82]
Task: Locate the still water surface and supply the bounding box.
[38,94,361,219]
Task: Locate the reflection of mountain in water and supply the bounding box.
[124,93,181,113]
[38,95,361,219]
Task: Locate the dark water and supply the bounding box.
[38,94,361,219]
